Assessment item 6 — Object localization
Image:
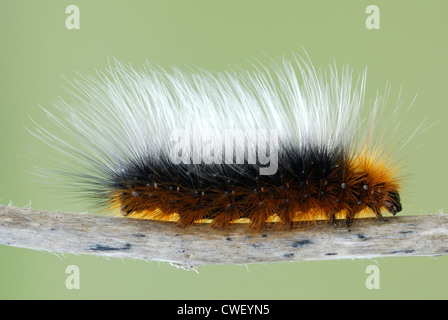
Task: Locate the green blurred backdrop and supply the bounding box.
[0,0,447,299]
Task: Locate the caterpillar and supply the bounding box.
[32,54,405,231]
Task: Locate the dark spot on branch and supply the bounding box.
[90,243,132,252]
[325,253,338,256]
[283,253,294,258]
[133,234,146,238]
[292,239,312,248]
[388,249,415,254]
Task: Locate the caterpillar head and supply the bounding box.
[384,190,402,215]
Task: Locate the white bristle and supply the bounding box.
[31,54,371,180]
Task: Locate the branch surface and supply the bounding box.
[1,204,447,267]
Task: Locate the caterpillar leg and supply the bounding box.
[327,210,338,227]
[345,211,355,227]
[374,207,387,222]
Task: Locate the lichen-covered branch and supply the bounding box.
[0,204,447,267]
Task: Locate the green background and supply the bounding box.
[1,0,447,299]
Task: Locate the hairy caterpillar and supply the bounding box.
[32,54,406,231]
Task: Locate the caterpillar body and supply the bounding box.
[33,54,403,231]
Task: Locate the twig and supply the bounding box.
[0,204,447,268]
